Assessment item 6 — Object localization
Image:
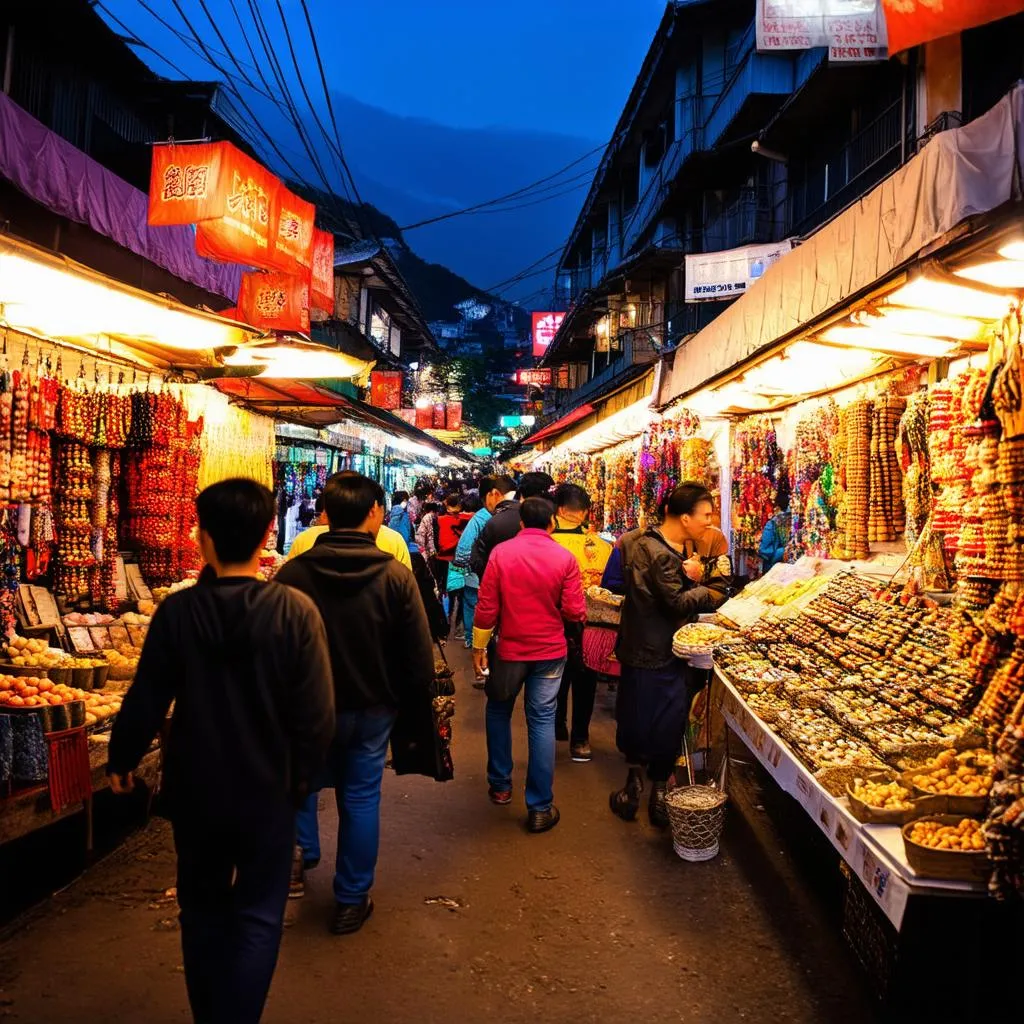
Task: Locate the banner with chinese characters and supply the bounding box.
[272,187,316,272]
[882,0,1022,54]
[446,401,463,432]
[310,229,335,317]
[369,370,403,410]
[415,404,433,429]
[148,142,225,226]
[756,0,886,61]
[195,150,281,270]
[515,368,553,387]
[532,311,566,358]
[237,271,310,333]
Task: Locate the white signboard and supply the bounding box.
[756,0,886,61]
[684,240,793,303]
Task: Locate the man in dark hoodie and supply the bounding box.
[469,471,554,580]
[275,471,435,936]
[107,478,335,1024]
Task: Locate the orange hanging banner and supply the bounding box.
[148,141,227,226]
[271,187,316,272]
[194,147,281,269]
[237,271,310,333]
[309,228,336,317]
[882,0,1024,54]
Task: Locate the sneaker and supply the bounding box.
[570,741,592,763]
[288,846,305,899]
[454,626,466,640]
[526,805,560,834]
[331,897,374,935]
[488,787,512,806]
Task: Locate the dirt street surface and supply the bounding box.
[0,648,878,1023]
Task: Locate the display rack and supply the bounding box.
[716,670,985,930]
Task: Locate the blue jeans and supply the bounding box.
[174,807,294,1023]
[293,707,398,905]
[462,586,479,646]
[485,658,566,812]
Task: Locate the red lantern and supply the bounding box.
[237,271,310,333]
[194,147,281,269]
[148,142,226,226]
[310,229,335,317]
[369,370,403,410]
[271,187,316,272]
[446,401,462,431]
[883,0,1024,54]
[414,404,433,429]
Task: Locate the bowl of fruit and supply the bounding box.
[901,816,989,881]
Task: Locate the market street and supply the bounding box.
[0,647,876,1024]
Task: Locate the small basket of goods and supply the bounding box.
[846,772,943,826]
[2,636,70,683]
[672,622,737,668]
[901,749,994,816]
[901,816,989,881]
[585,586,623,627]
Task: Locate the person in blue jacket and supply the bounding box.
[387,491,418,554]
[758,499,791,573]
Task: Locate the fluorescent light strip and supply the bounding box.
[819,325,957,358]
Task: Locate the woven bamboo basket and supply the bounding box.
[665,785,728,862]
[901,815,990,881]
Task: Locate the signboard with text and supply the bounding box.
[685,240,793,302]
[756,0,886,62]
[531,311,566,358]
[515,368,553,387]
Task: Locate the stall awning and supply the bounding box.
[213,378,475,464]
[657,83,1024,406]
[524,404,596,445]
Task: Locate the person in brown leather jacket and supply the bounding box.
[610,482,718,827]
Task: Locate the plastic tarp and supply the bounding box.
[657,84,1024,406]
[0,92,241,303]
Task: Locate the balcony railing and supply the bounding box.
[547,329,659,415]
[788,97,906,237]
[703,186,775,251]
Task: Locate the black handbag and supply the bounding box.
[390,644,455,782]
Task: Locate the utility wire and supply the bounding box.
[400,140,614,232]
[119,0,339,207]
[297,0,369,213]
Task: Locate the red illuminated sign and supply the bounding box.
[515,368,553,387]
[531,311,565,358]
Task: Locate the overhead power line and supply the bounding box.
[400,139,614,232]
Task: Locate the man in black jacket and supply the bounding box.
[275,471,434,936]
[108,479,335,1024]
[469,471,554,579]
[610,482,717,828]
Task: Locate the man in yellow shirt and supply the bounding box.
[287,491,412,569]
[550,483,612,763]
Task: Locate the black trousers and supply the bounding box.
[556,631,597,743]
[172,808,295,1024]
[615,660,694,782]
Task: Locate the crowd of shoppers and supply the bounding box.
[106,465,722,1023]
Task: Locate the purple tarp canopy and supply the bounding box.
[0,91,241,303]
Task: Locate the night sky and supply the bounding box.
[103,0,666,138]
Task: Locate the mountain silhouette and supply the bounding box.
[242,87,599,310]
